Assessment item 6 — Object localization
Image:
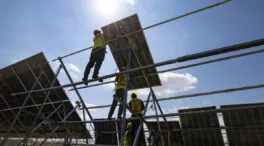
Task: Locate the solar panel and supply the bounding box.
[101,14,162,90]
[146,121,184,146]
[94,119,118,145]
[0,52,90,139]
[179,106,224,146]
[221,103,264,146]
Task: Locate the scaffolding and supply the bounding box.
[1,0,264,145]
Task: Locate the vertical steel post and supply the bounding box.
[131,35,171,145]
[115,121,120,146]
[57,57,94,123]
[82,106,89,144]
[0,69,44,146]
[151,88,171,146]
[120,48,132,146]
[152,96,165,146]
[133,91,152,146]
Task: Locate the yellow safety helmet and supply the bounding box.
[121,66,127,71]
[127,122,132,129]
[131,92,137,98]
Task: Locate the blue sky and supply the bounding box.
[0,0,264,120]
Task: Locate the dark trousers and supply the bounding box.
[108,89,125,118]
[131,115,146,146]
[83,47,105,79]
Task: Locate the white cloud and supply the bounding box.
[132,72,198,97]
[67,63,82,73]
[124,0,135,5]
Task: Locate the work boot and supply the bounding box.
[92,75,103,82]
[82,77,88,85]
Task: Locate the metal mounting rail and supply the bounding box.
[11,38,264,96]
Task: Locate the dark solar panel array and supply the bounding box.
[146,121,184,146]
[0,52,90,139]
[221,103,264,146]
[94,119,118,145]
[101,14,162,90]
[179,106,224,146]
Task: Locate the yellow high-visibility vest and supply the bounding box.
[131,98,143,115]
[124,130,129,146]
[116,74,126,90]
[93,34,106,49]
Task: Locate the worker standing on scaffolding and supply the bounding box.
[82,29,106,85]
[129,92,145,146]
[108,66,127,119]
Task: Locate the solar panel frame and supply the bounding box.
[221,103,264,146]
[94,119,118,145]
[101,14,162,90]
[146,121,184,146]
[179,106,224,146]
[0,52,91,139]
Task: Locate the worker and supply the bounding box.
[124,122,133,146]
[128,93,145,146]
[82,29,106,85]
[108,66,127,119]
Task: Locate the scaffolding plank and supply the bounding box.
[179,106,224,146]
[221,103,264,146]
[146,121,184,146]
[101,14,162,90]
[0,52,90,139]
[94,119,118,145]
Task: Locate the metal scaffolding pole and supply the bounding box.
[13,65,60,140]
[129,35,171,145]
[120,48,131,146]
[39,104,79,145]
[113,95,147,124]
[17,103,64,145]
[97,124,264,133]
[11,38,264,96]
[21,64,63,145]
[68,48,264,92]
[152,95,164,146]
[0,93,26,129]
[38,64,69,118]
[58,57,94,124]
[59,103,264,124]
[151,88,171,146]
[0,100,69,112]
[133,91,152,146]
[51,0,230,62]
[0,112,20,136]
[31,103,64,133]
[69,80,116,91]
[84,83,264,110]
[0,69,45,146]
